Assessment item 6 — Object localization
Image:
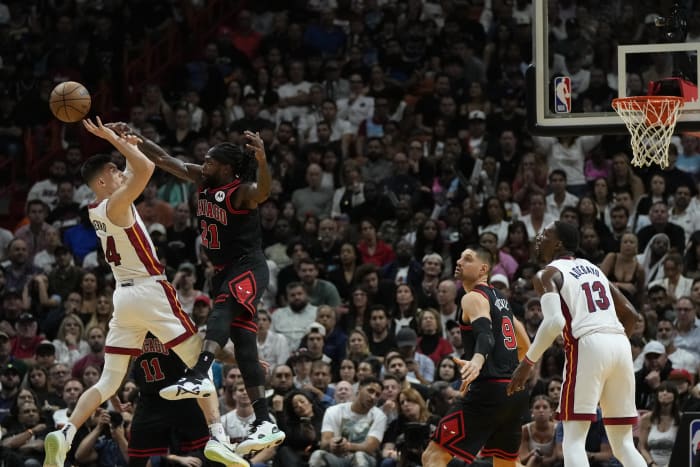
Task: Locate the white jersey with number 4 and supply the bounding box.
[548,258,625,339]
[88,199,165,282]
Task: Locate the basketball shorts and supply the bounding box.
[128,395,208,458]
[558,332,638,424]
[106,276,197,355]
[211,254,269,333]
[431,380,529,463]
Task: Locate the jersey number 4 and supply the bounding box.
[105,236,121,266]
[140,358,165,382]
[581,281,611,313]
[200,220,220,249]
[502,316,517,350]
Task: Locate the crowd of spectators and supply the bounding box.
[1,0,700,466]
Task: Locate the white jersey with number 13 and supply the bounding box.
[547,258,625,339]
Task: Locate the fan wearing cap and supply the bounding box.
[636,341,673,411]
[123,121,286,454]
[423,247,530,467]
[0,362,25,423]
[11,313,44,364]
[509,221,648,467]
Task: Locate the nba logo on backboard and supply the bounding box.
[554,76,571,113]
[691,419,700,466]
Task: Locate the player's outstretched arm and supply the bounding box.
[610,283,641,337]
[508,267,565,395]
[237,130,271,208]
[83,118,154,223]
[106,122,204,185]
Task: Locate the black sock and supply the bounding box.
[252,398,271,423]
[192,351,215,377]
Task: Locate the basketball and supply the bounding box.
[49,81,91,123]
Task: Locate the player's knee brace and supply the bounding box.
[230,326,265,387]
[94,354,131,401]
[205,305,233,347]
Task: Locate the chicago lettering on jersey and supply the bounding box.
[141,337,169,355]
[196,199,228,225]
[568,264,600,280]
[92,220,107,232]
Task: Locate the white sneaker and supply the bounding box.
[44,429,69,467]
[204,438,250,467]
[236,420,286,455]
[159,374,215,400]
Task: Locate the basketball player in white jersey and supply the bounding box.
[508,221,647,467]
[44,118,249,467]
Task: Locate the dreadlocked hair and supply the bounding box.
[209,142,257,182]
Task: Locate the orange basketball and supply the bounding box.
[49,81,91,123]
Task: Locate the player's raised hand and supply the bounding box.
[84,117,142,147]
[244,130,266,162]
[105,121,136,137]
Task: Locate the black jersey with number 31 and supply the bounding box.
[133,333,186,396]
[458,284,519,381]
[196,179,262,266]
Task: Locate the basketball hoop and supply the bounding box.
[612,96,684,169]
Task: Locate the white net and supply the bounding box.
[612,96,684,169]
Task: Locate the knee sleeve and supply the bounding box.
[230,326,265,388]
[94,353,131,402]
[206,303,234,347]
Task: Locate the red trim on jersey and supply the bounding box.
[459,324,472,331]
[128,447,169,457]
[432,411,477,462]
[559,298,581,421]
[124,224,164,275]
[471,288,489,301]
[225,185,250,214]
[105,345,141,356]
[209,178,241,192]
[603,416,638,425]
[480,447,518,460]
[179,435,209,451]
[164,331,195,349]
[159,281,197,336]
[88,201,101,209]
[482,378,511,383]
[231,318,258,333]
[554,412,596,421]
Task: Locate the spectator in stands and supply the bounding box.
[70,325,105,379]
[649,253,693,302]
[638,233,670,288]
[636,340,673,410]
[135,179,174,229]
[52,314,88,368]
[272,282,319,352]
[637,202,686,254]
[674,296,700,360]
[277,389,324,466]
[26,159,67,211]
[637,381,681,467]
[1,399,47,464]
[292,163,333,222]
[2,239,42,295]
[61,207,98,264]
[655,317,699,374]
[415,309,452,366]
[358,218,396,268]
[255,309,289,369]
[315,305,346,368]
[308,377,386,467]
[11,313,43,365]
[0,363,22,423]
[32,227,61,274]
[298,258,341,308]
[52,378,84,430]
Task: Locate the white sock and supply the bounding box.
[62,423,77,445]
[209,423,227,443]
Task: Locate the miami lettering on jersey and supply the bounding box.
[197,199,228,225]
[568,264,601,280]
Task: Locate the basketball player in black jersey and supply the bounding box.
[423,247,530,467]
[109,122,285,458]
[129,333,208,467]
